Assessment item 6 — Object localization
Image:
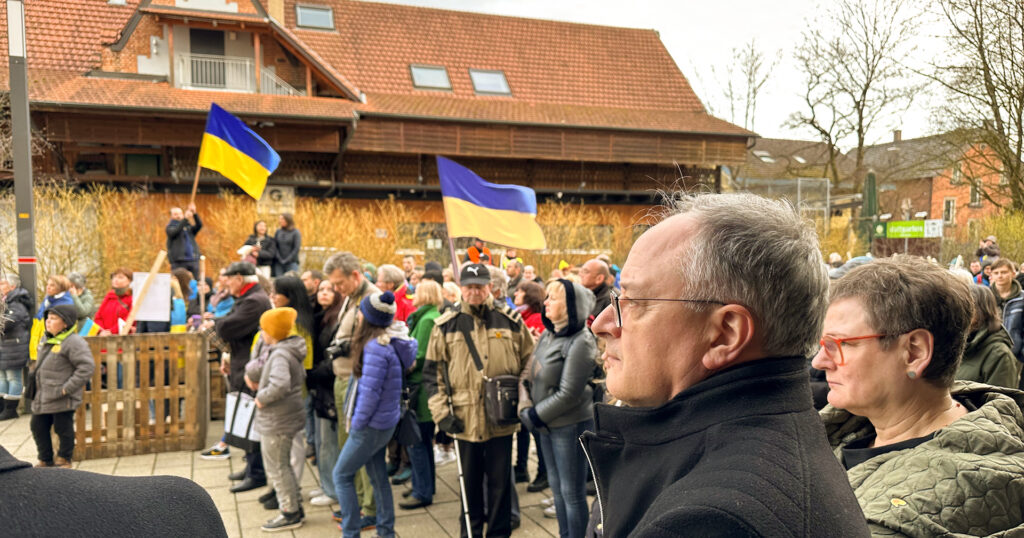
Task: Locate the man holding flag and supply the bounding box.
[166,204,202,277]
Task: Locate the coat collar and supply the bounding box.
[594,356,812,445]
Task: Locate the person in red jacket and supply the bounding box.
[95,267,134,336]
[514,280,546,339]
[375,264,414,322]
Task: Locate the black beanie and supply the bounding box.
[46,304,79,329]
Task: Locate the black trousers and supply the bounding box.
[31,410,76,462]
[458,435,513,538]
[246,443,266,481]
[515,429,546,477]
[170,260,200,279]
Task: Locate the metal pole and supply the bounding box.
[8,0,36,295]
[825,178,831,232]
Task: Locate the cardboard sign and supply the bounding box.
[130,272,171,322]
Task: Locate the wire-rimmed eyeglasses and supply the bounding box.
[609,288,726,328]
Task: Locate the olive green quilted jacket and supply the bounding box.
[820,382,1024,537]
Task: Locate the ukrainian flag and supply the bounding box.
[198,103,281,200]
[436,156,546,249]
[78,318,100,337]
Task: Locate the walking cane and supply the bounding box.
[441,362,474,535]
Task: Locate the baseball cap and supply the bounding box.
[460,263,490,286]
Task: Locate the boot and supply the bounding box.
[0,398,18,421]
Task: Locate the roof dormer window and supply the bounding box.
[410,65,452,90]
[296,5,334,30]
[469,69,511,95]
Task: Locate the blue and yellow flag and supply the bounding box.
[198,103,281,199]
[436,156,546,249]
[78,318,100,337]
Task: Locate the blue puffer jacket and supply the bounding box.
[350,326,417,431]
[1003,294,1024,363]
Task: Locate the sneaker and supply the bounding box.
[262,497,279,510]
[258,490,277,504]
[307,488,323,498]
[386,461,399,476]
[310,494,334,506]
[390,467,412,485]
[543,505,557,519]
[200,444,230,460]
[331,509,342,522]
[261,511,303,532]
[359,515,376,532]
[541,496,555,507]
[436,450,456,467]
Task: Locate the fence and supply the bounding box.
[74,333,209,460]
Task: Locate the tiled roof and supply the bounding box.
[0,0,138,72]
[862,134,959,183]
[2,69,357,122]
[139,5,266,23]
[739,138,847,180]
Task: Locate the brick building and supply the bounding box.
[0,0,753,220]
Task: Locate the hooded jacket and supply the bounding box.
[408,303,441,423]
[350,323,417,431]
[252,335,307,437]
[583,357,868,537]
[821,382,1024,537]
[214,283,271,392]
[165,213,202,264]
[31,305,95,415]
[958,326,1021,389]
[1,286,34,370]
[522,280,597,431]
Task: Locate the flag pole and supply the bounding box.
[447,236,461,286]
[189,165,202,207]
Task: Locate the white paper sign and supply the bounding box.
[225,392,261,442]
[130,272,171,322]
[923,219,944,238]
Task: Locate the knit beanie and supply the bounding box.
[260,307,296,341]
[46,304,79,330]
[360,291,396,328]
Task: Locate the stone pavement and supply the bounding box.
[0,414,566,537]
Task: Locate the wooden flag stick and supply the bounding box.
[189,165,202,208]
[447,236,461,286]
[121,250,167,335]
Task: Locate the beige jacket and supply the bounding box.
[331,279,380,378]
[426,297,534,442]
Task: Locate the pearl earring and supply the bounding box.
[907,371,917,379]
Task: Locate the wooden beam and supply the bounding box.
[306,65,312,96]
[254,33,261,93]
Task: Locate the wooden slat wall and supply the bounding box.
[348,118,747,166]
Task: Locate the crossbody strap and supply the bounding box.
[455,313,485,373]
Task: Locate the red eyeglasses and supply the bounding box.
[818,334,890,366]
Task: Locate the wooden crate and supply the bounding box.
[74,333,209,460]
[209,355,226,421]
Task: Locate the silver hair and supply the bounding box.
[4,273,20,288]
[68,271,87,288]
[323,252,360,276]
[489,267,508,298]
[243,275,259,284]
[376,264,405,287]
[666,192,829,357]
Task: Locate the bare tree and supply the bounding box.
[0,91,50,174]
[929,0,1024,210]
[710,39,778,132]
[788,0,923,190]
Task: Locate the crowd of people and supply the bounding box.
[2,194,1024,537]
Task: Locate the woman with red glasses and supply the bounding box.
[812,255,1024,537]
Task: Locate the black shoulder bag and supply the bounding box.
[457,313,520,426]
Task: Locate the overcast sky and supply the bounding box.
[376,0,947,147]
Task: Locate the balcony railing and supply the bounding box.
[175,53,302,96]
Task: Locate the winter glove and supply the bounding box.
[519,406,548,434]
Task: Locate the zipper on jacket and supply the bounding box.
[580,435,604,536]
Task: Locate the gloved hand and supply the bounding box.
[519,406,547,434]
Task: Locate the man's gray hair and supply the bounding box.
[490,267,508,298]
[4,273,20,288]
[323,252,361,276]
[377,264,405,287]
[668,192,828,357]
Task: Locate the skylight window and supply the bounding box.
[793,155,806,164]
[410,65,452,90]
[469,69,511,95]
[753,150,776,164]
[296,5,334,30]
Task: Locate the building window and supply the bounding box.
[752,150,775,163]
[951,162,962,184]
[296,5,334,30]
[969,183,982,207]
[943,197,956,226]
[468,69,511,95]
[1000,168,1009,185]
[410,65,451,90]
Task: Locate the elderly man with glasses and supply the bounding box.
[585,192,868,537]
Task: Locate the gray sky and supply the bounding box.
[376,0,944,146]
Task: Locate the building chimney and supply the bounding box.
[267,0,285,23]
[893,130,902,143]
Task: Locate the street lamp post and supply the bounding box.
[7,0,36,294]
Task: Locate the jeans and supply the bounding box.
[316,417,341,500]
[407,420,435,502]
[0,368,23,397]
[335,376,375,516]
[334,425,396,538]
[31,410,76,462]
[538,420,593,538]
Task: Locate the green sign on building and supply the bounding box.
[886,221,925,238]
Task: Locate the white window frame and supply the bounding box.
[410,64,452,90]
[951,162,962,184]
[943,197,957,226]
[296,5,334,30]
[468,69,511,95]
[969,182,982,206]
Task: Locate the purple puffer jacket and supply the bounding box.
[351,334,417,431]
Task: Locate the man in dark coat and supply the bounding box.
[0,274,33,420]
[585,192,868,537]
[579,258,612,326]
[212,261,271,493]
[0,445,227,536]
[166,203,202,276]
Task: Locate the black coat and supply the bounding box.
[214,284,270,392]
[274,227,301,266]
[583,357,868,537]
[0,445,226,537]
[589,281,612,322]
[244,234,277,267]
[0,287,33,370]
[165,214,202,264]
